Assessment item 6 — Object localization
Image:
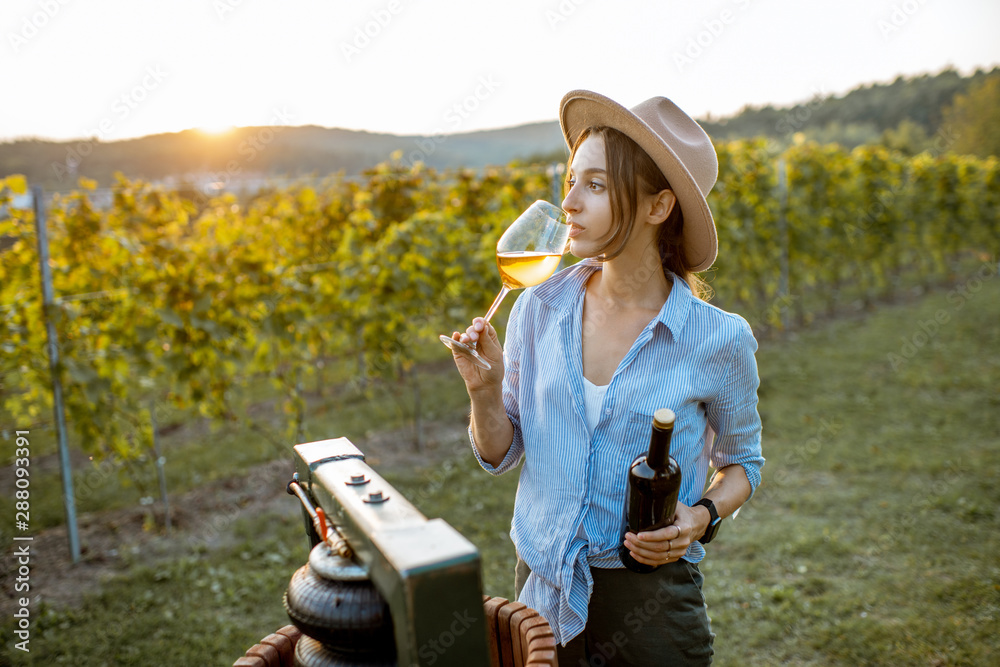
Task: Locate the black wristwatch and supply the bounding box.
[694,498,722,544]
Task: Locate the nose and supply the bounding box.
[562,182,580,214]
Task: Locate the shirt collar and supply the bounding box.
[531,258,693,342]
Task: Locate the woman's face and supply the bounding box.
[562,134,613,259]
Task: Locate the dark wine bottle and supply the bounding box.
[619,408,682,574]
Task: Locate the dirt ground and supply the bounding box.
[0,419,472,618]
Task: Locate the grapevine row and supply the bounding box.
[1,143,997,479]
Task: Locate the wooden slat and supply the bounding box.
[509,607,539,667]
[483,596,511,667]
[525,653,558,667]
[259,632,296,666]
[274,625,302,645]
[497,601,527,667]
[523,618,558,666]
[233,658,265,667]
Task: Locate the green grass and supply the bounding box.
[4,510,308,666]
[2,276,998,665]
[703,272,1000,666]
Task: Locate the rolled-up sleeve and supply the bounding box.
[707,319,764,495]
[469,293,526,476]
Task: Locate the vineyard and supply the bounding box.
[1,141,999,510]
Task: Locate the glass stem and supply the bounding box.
[474,286,510,348]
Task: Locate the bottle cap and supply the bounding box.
[653,408,676,429]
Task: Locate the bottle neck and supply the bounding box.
[646,424,673,470]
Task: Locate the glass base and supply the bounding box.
[439,334,492,370]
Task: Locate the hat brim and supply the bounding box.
[559,90,717,272]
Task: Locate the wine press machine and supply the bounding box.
[281,437,491,666]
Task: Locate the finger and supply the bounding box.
[635,526,675,542]
[623,538,668,561]
[465,319,489,342]
[628,547,672,566]
[642,525,680,543]
[640,529,690,551]
[629,551,660,566]
[477,322,502,357]
[466,319,489,342]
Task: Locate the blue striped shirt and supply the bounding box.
[470,258,764,645]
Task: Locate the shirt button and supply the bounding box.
[604,408,612,416]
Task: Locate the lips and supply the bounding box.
[568,224,584,238]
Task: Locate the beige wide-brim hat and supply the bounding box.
[559,90,719,272]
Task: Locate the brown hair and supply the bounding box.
[568,126,712,300]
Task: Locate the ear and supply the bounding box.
[645,189,677,226]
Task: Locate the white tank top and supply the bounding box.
[582,376,610,436]
[578,376,610,540]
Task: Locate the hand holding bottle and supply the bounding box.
[622,501,713,567]
[619,408,683,573]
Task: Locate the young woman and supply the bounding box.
[449,90,764,666]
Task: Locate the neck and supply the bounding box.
[595,238,671,310]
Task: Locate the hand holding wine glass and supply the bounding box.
[440,200,569,371]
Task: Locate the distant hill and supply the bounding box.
[1,66,995,190]
[700,66,998,149]
[0,122,568,192]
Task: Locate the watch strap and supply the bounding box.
[694,498,721,543]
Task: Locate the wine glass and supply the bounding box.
[440,200,569,370]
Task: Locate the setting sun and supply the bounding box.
[196,123,235,136]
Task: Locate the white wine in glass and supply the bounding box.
[441,200,569,370]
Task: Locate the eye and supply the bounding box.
[588,180,605,192]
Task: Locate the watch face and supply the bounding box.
[695,499,720,543]
[701,517,721,543]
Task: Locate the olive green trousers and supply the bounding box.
[515,556,714,666]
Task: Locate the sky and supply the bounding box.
[1,0,999,143]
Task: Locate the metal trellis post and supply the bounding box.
[777,159,790,330]
[33,185,81,563]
